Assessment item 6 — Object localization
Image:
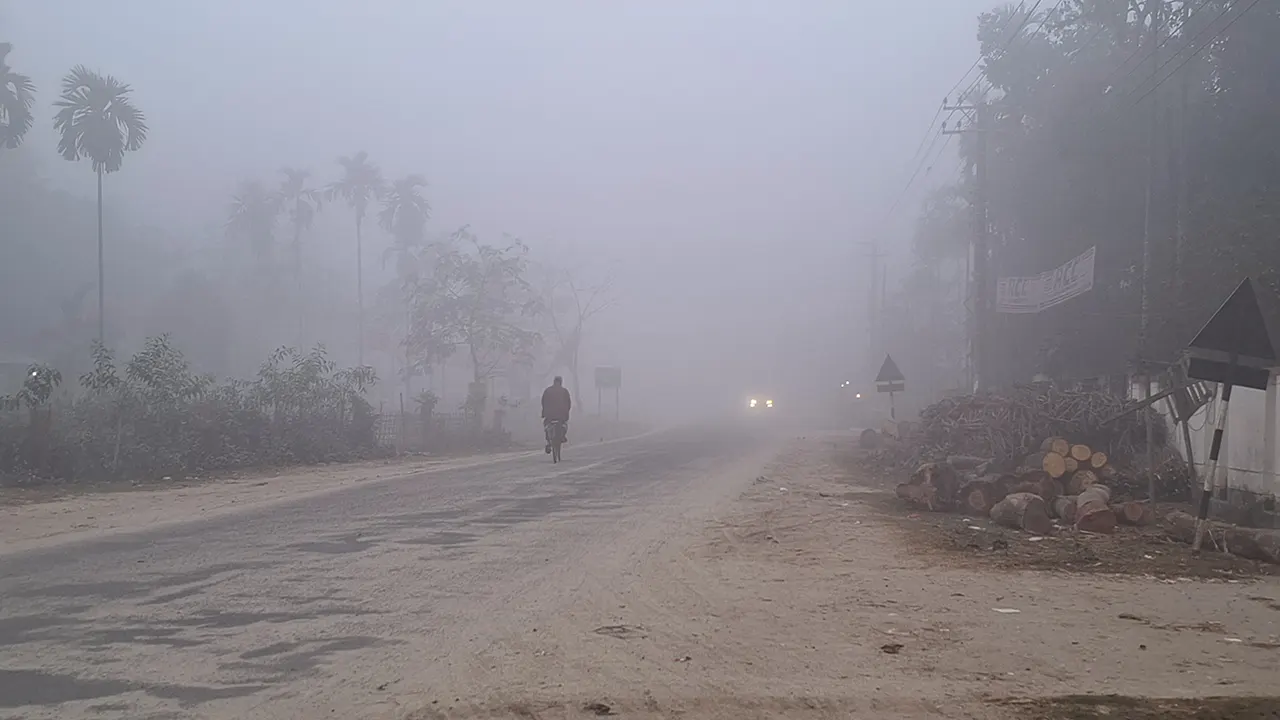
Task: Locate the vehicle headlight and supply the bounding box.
[765,399,773,408]
[749,398,757,408]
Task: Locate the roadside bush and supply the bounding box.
[0,336,382,485]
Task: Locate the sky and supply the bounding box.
[5,0,994,413]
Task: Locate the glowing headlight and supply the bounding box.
[855,393,862,399]
[749,398,758,408]
[765,399,773,408]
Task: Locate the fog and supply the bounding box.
[2,0,991,423]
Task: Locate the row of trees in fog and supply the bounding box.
[0,40,611,397]
[889,0,1279,393]
[0,41,613,483]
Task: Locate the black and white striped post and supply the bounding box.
[1192,355,1235,552]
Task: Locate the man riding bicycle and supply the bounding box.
[541,376,571,454]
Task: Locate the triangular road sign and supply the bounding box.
[1189,277,1280,363]
[875,355,905,383]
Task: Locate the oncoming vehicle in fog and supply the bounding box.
[744,394,776,415]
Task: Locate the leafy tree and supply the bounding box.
[936,0,1280,387]
[326,151,386,365]
[0,42,35,150]
[405,227,542,386]
[53,65,148,345]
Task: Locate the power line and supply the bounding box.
[882,130,945,222]
[879,1,1039,224]
[1106,0,1215,92]
[943,2,1029,103]
[1129,0,1262,105]
[956,0,1060,102]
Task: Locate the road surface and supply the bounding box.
[0,425,779,720]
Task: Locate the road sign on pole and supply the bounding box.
[1184,278,1280,551]
[875,354,906,420]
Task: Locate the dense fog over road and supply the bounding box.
[4,0,991,421]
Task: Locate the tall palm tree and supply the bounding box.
[278,167,323,342]
[327,151,386,365]
[379,174,432,398]
[0,43,35,150]
[53,65,147,344]
[226,179,280,265]
[378,174,431,278]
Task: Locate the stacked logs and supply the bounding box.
[1024,436,1154,533]
[895,435,1159,536]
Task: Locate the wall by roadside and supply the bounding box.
[1158,372,1278,508]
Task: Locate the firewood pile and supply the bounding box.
[913,387,1167,468]
[895,435,1162,537]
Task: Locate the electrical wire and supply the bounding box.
[1129,0,1264,105]
[1101,0,1214,92]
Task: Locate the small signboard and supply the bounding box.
[875,355,905,394]
[594,366,622,390]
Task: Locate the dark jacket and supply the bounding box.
[541,384,571,421]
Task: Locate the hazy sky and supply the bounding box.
[6,0,992,408]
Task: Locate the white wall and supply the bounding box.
[1176,374,1279,497]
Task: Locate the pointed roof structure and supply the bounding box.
[1189,277,1280,364]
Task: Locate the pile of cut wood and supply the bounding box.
[895,435,1156,536]
[912,387,1166,469]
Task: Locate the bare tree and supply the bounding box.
[543,267,616,416]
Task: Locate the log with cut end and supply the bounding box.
[959,478,1007,515]
[1041,437,1071,456]
[1112,500,1156,526]
[1075,485,1116,534]
[1089,451,1108,469]
[1042,451,1068,479]
[1065,469,1098,495]
[1052,496,1077,523]
[1064,455,1079,474]
[990,492,1054,536]
[1070,444,1093,462]
[1009,469,1061,503]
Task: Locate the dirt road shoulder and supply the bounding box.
[426,434,1280,719]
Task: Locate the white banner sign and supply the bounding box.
[996,246,1096,314]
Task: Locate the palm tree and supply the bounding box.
[379,174,432,398]
[327,151,386,365]
[278,167,323,342]
[53,65,148,344]
[379,174,431,278]
[0,43,35,150]
[226,179,280,265]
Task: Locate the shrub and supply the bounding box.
[0,336,383,485]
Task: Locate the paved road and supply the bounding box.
[0,425,774,720]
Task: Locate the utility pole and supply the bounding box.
[856,241,885,376]
[1140,1,1161,501]
[943,98,990,392]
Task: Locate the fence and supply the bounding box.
[374,411,513,454]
